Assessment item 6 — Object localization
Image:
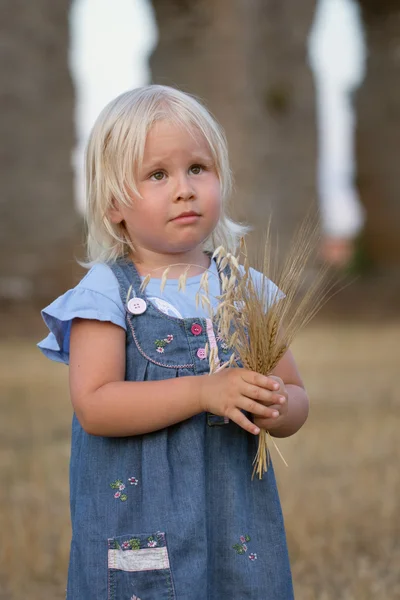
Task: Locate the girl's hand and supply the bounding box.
[198,369,285,435]
[253,375,288,432]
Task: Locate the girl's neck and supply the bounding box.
[131,248,211,279]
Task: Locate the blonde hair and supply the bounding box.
[85,84,248,263]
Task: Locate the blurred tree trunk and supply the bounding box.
[150,0,318,257]
[356,1,400,267]
[0,1,79,315]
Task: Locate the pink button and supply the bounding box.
[191,323,202,336]
[127,297,147,315]
[197,347,207,360]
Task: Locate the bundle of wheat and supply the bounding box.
[210,220,336,478]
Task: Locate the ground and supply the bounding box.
[1,321,399,599]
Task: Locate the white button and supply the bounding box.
[127,297,147,315]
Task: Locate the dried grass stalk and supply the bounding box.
[214,217,338,479]
[139,275,151,293]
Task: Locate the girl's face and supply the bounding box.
[110,120,222,267]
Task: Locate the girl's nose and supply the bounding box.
[174,174,196,202]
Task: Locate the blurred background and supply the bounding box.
[0,1,399,598]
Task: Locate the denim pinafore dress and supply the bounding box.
[67,258,294,599]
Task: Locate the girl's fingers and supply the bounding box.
[254,411,282,429]
[227,408,260,435]
[242,397,280,419]
[241,382,285,406]
[266,403,282,414]
[268,375,284,388]
[242,371,281,392]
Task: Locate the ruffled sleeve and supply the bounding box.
[38,266,126,365]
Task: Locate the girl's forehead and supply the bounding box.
[143,120,214,160]
[146,119,206,144]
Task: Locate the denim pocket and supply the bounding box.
[108,531,175,600]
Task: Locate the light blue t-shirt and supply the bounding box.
[38,260,282,365]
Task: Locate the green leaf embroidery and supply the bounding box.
[155,339,167,348]
[129,538,141,550]
[110,479,123,489]
[233,543,246,555]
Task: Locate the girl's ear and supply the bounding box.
[108,199,124,224]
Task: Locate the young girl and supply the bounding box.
[39,85,309,599]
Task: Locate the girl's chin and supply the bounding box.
[163,235,211,255]
[163,246,206,258]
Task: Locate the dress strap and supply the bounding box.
[109,258,144,306]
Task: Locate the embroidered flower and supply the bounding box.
[122,541,131,550]
[110,477,138,501]
[147,536,157,547]
[217,333,230,352]
[233,534,252,555]
[155,335,174,352]
[249,553,258,561]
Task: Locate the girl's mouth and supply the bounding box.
[172,211,201,223]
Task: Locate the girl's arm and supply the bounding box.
[69,318,205,436]
[69,318,282,437]
[254,349,310,438]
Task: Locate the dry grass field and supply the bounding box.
[1,321,399,599]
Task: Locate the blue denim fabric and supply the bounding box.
[66,258,294,599]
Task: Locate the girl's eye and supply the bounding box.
[151,171,165,181]
[190,165,203,175]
